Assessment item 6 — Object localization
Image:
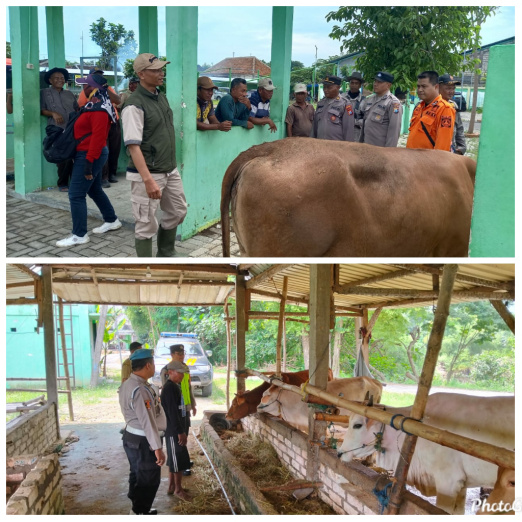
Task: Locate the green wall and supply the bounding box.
[6,304,95,388]
[7,113,14,158]
[469,45,514,257]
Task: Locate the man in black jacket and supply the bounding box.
[160,360,192,500]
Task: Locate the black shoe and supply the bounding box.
[183,470,191,476]
[108,175,119,183]
[101,179,110,188]
[147,509,158,515]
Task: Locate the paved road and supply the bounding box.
[6,188,239,258]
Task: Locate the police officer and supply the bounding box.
[343,71,366,141]
[359,71,403,147]
[119,348,166,515]
[311,75,355,141]
[438,73,467,155]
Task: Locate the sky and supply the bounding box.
[5,5,517,69]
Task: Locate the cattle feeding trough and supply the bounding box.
[221,139,476,257]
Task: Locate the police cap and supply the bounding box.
[374,71,394,83]
[129,348,154,361]
[438,73,461,85]
[323,75,342,86]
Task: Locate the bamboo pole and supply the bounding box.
[314,412,350,423]
[275,277,288,377]
[58,298,74,421]
[225,302,232,410]
[302,382,514,470]
[387,264,460,514]
[246,366,515,470]
[490,300,515,334]
[282,320,287,372]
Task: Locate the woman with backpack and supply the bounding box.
[56,73,122,248]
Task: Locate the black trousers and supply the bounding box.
[122,431,161,514]
[57,159,74,188]
[102,121,122,180]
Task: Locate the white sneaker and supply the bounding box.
[92,219,122,234]
[56,234,90,247]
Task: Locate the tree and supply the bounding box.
[326,6,498,93]
[89,17,137,70]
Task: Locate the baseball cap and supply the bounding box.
[294,83,307,93]
[374,71,394,83]
[133,53,170,73]
[346,71,364,83]
[258,78,276,91]
[198,76,218,89]
[89,67,104,75]
[76,74,108,89]
[166,360,190,373]
[438,73,462,85]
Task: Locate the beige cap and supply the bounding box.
[166,360,189,373]
[133,53,170,73]
[197,76,218,89]
[294,83,307,93]
[258,77,276,91]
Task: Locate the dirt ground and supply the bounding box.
[60,389,227,515]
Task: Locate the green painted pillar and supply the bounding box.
[45,7,65,68]
[138,6,159,56]
[9,6,43,194]
[270,7,293,131]
[469,45,514,257]
[166,7,198,239]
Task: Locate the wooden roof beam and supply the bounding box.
[245,264,293,289]
[391,264,514,290]
[51,278,234,287]
[11,264,41,280]
[48,263,238,275]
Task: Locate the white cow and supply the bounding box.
[337,393,514,515]
[257,376,383,434]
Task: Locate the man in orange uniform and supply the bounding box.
[406,70,455,151]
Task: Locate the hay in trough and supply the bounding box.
[223,431,336,515]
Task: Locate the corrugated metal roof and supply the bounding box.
[6,263,514,309]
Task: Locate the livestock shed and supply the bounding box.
[5,262,515,515]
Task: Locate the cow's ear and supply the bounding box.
[237,396,246,405]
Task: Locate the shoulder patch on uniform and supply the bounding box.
[144,399,152,410]
[441,116,452,128]
[393,103,400,113]
[345,104,353,115]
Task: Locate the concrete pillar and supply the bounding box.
[166,6,198,240]
[9,6,43,194]
[138,6,159,56]
[270,7,293,128]
[469,44,514,257]
[307,264,331,480]
[45,7,65,68]
[42,266,60,438]
[235,274,247,394]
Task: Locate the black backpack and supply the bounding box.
[42,108,91,164]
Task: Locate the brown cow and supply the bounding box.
[226,368,333,420]
[476,467,515,515]
[221,138,476,257]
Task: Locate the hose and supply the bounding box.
[191,428,236,515]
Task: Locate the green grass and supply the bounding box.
[380,391,415,407]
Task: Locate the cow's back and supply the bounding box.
[227,139,475,257]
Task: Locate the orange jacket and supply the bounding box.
[78,86,119,120]
[406,95,455,151]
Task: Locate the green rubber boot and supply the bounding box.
[156,225,179,257]
[135,237,153,258]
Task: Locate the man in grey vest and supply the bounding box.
[343,71,366,142]
[438,73,467,155]
[119,348,166,514]
[121,53,188,257]
[359,71,403,147]
[311,75,355,141]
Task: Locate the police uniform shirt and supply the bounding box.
[342,91,366,141]
[360,91,403,147]
[119,373,167,450]
[311,96,355,141]
[448,100,467,154]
